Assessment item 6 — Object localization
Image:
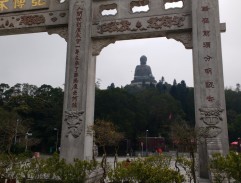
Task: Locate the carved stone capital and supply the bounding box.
[166,31,192,49]
[47,27,68,42]
[92,38,116,56]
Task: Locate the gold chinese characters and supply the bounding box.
[0,0,47,11]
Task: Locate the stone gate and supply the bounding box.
[0,0,229,182]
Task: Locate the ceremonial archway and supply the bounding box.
[0,0,228,181]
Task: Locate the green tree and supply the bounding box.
[156,77,171,93]
[95,87,136,140]
[226,89,241,114]
[92,119,124,182]
[0,108,28,153]
[171,122,198,183]
[135,88,184,142]
[21,83,38,96]
[31,85,63,152]
[2,84,64,153]
[228,114,241,142]
[0,83,10,106]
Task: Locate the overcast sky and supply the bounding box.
[0,0,240,89]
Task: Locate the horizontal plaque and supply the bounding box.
[92,13,192,38]
[0,0,49,14]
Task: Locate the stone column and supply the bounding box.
[60,0,95,163]
[192,0,229,181]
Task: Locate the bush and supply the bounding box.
[0,153,98,183]
[176,155,197,183]
[210,151,241,183]
[108,155,184,183]
[0,153,11,180]
[54,158,97,183]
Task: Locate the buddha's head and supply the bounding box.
[140,55,147,65]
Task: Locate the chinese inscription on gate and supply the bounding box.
[201,3,215,104]
[199,2,223,137]
[0,0,49,14]
[71,6,83,109]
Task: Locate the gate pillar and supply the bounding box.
[192,0,229,181]
[60,0,95,163]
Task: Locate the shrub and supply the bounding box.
[0,153,98,183]
[176,155,197,183]
[210,151,241,183]
[108,155,184,183]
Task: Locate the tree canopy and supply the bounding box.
[0,80,240,154]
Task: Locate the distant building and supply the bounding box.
[131,55,157,86]
[137,136,166,155]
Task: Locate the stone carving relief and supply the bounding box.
[131,21,147,31]
[198,126,222,139]
[96,15,186,35]
[0,15,46,29]
[0,19,14,28]
[166,31,192,49]
[97,20,131,34]
[198,107,224,138]
[147,15,185,29]
[199,108,224,126]
[206,126,222,138]
[49,12,67,23]
[0,11,67,31]
[92,38,116,56]
[64,110,85,138]
[20,15,45,26]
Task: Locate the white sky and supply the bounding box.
[0,0,240,89]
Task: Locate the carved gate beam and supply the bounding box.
[0,0,69,36]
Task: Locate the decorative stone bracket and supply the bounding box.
[47,27,68,41]
[92,38,116,56]
[166,31,192,49]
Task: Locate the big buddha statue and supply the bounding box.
[131,55,157,85]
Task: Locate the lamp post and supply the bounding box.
[13,119,20,152]
[146,130,148,156]
[54,128,59,152]
[14,119,19,146]
[141,142,144,157]
[125,139,129,155]
[25,131,32,152]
